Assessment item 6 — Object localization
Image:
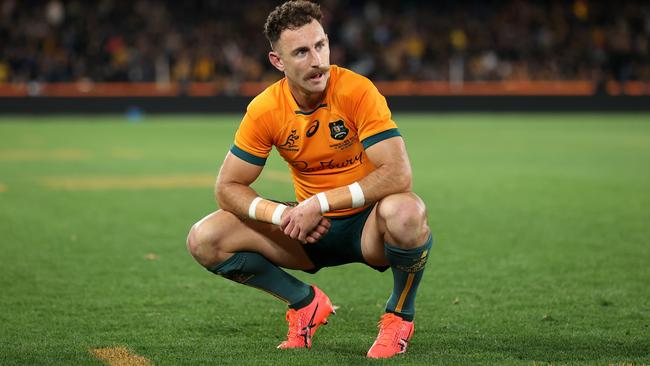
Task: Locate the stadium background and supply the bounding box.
[1,1,649,365]
[0,0,648,111]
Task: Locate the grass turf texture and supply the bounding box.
[1,113,649,365]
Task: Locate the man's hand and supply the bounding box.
[305,217,331,244]
[280,197,329,243]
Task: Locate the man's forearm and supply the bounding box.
[215,182,259,217]
[216,182,288,225]
[318,163,411,212]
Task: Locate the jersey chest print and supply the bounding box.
[278,112,362,173]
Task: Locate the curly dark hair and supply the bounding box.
[264,1,322,46]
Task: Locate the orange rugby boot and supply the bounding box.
[366,313,414,358]
[277,286,335,349]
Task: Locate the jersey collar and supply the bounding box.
[284,65,337,116]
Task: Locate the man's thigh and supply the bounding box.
[196,210,315,270]
[359,192,429,266]
[359,204,389,267]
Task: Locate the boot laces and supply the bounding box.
[285,308,311,342]
[375,313,403,346]
[285,309,302,339]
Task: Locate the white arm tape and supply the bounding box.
[248,197,263,220]
[271,204,287,225]
[315,192,330,213]
[348,182,365,208]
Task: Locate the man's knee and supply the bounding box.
[377,193,430,248]
[187,210,237,268]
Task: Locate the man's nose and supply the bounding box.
[310,48,322,66]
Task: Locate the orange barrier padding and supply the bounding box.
[0,81,648,97]
[43,82,180,97]
[0,82,180,97]
[374,81,597,96]
[606,81,650,96]
[239,82,270,97]
[0,83,27,97]
[186,83,222,97]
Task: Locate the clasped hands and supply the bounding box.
[280,196,330,244]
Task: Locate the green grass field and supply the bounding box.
[1,113,649,365]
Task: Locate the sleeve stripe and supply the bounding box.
[230,145,267,166]
[361,128,401,149]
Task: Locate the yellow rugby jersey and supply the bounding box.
[230,65,400,216]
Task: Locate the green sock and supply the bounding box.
[208,251,313,308]
[384,235,433,321]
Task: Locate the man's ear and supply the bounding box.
[269,50,285,72]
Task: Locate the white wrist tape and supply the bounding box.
[348,182,365,208]
[248,197,263,220]
[271,204,287,225]
[315,192,330,213]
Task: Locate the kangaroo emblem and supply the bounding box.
[279,129,300,151]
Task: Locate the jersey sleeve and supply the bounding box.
[353,80,401,150]
[230,111,273,166]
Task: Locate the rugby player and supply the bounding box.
[187,0,433,358]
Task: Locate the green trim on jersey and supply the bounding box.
[361,128,401,149]
[230,145,267,166]
[294,103,328,115]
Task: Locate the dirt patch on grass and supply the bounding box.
[43,174,215,190]
[0,149,91,161]
[43,171,291,190]
[0,183,6,192]
[261,169,292,183]
[90,347,152,366]
[109,148,144,160]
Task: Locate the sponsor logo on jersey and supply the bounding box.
[306,120,319,138]
[291,151,363,173]
[329,132,356,150]
[278,129,300,151]
[329,120,349,140]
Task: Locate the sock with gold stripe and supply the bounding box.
[208,251,313,308]
[384,235,433,321]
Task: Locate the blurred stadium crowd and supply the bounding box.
[0,0,648,85]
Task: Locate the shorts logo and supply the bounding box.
[279,129,300,151]
[329,120,349,140]
[306,120,319,138]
